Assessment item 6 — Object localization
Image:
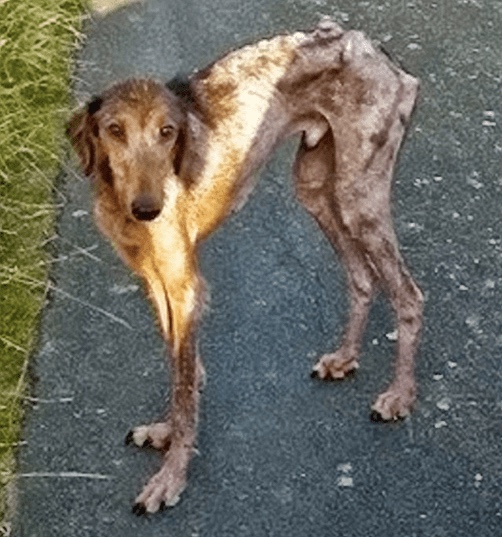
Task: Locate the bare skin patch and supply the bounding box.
[67,18,421,514]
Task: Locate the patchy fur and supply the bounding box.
[67,18,422,514]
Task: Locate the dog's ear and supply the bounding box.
[66,96,103,177]
[172,122,187,176]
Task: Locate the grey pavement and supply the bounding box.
[12,1,501,535]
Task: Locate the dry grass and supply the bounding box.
[0,0,85,527]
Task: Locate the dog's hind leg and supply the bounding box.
[294,130,378,381]
[294,56,422,420]
[333,171,423,422]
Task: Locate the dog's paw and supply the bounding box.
[311,351,359,380]
[132,449,188,515]
[125,421,173,450]
[370,382,416,421]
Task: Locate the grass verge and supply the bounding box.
[0,0,85,529]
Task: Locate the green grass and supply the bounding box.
[0,0,85,528]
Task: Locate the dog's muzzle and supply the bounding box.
[131,194,162,221]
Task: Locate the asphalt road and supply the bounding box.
[12,1,501,535]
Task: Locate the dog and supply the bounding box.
[67,18,423,514]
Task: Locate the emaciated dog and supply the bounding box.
[67,18,423,514]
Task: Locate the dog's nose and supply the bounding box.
[131,195,162,221]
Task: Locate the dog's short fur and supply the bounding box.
[68,19,423,514]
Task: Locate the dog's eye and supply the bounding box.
[159,125,176,139]
[108,123,124,138]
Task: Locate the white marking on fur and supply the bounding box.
[194,34,305,215]
[131,426,151,447]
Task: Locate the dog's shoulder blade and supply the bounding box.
[191,34,305,145]
[195,33,303,97]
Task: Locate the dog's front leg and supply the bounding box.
[126,246,204,514]
[132,321,199,514]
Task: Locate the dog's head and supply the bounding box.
[67,79,188,222]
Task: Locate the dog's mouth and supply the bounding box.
[131,194,163,222]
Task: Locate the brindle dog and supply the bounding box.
[68,18,423,514]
